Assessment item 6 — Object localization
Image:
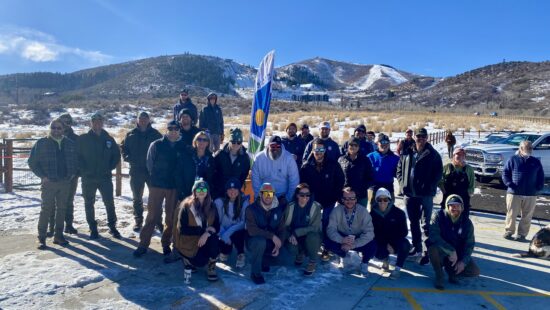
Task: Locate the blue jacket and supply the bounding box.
[367,150,400,186]
[502,154,544,196]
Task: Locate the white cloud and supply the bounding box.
[0,26,111,63]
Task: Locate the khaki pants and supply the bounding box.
[505,194,537,237]
[38,180,70,239]
[139,187,177,248]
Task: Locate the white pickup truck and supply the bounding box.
[464,132,550,183]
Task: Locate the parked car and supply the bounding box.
[464,132,550,183]
[490,112,498,117]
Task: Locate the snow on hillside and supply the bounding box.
[355,65,408,90]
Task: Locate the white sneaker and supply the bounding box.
[381,258,390,271]
[218,253,228,262]
[235,253,246,268]
[360,263,369,276]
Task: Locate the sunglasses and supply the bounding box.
[50,126,64,130]
[314,147,326,153]
[298,192,311,198]
[342,197,357,201]
[195,187,208,193]
[261,191,274,198]
[380,141,390,145]
[231,141,242,145]
[269,144,281,149]
[196,137,209,142]
[377,198,389,202]
[168,127,179,131]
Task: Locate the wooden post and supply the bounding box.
[478,130,481,139]
[0,142,4,184]
[5,140,13,193]
[115,160,122,197]
[462,130,465,139]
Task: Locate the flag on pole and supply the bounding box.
[248,50,275,160]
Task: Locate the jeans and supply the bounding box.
[405,195,434,251]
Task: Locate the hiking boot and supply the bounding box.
[37,237,47,250]
[381,258,390,271]
[320,250,331,262]
[133,246,147,257]
[503,232,514,240]
[207,259,218,282]
[218,253,229,262]
[294,253,305,266]
[109,227,122,239]
[162,245,171,256]
[235,253,246,268]
[360,263,369,276]
[304,260,316,276]
[132,220,142,232]
[164,250,182,264]
[64,225,78,234]
[251,273,265,285]
[418,253,430,265]
[390,268,401,279]
[515,235,527,242]
[53,236,69,246]
[89,229,99,240]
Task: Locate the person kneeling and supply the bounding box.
[215,178,249,268]
[370,188,411,279]
[173,179,220,283]
[283,183,322,276]
[325,187,377,276]
[427,194,480,290]
[246,183,285,284]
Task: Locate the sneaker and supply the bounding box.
[53,236,69,246]
[304,260,316,276]
[515,235,527,242]
[390,268,401,279]
[37,237,47,250]
[64,225,78,234]
[133,246,147,257]
[109,228,122,239]
[207,259,218,282]
[132,221,142,232]
[360,263,369,276]
[418,253,430,265]
[162,245,171,256]
[320,250,331,262]
[503,232,514,240]
[89,230,99,240]
[235,253,246,268]
[218,253,229,262]
[251,273,265,285]
[381,258,390,271]
[294,253,305,266]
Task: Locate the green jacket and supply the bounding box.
[78,129,121,180]
[283,200,322,239]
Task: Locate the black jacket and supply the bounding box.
[212,143,251,198]
[396,143,442,197]
[282,136,306,168]
[370,203,408,245]
[199,103,224,135]
[300,156,345,208]
[147,136,185,189]
[175,149,215,200]
[338,153,374,200]
[121,124,162,175]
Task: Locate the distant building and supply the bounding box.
[291,94,330,103]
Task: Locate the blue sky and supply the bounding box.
[1,0,549,77]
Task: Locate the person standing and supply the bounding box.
[502,141,545,241]
[246,183,285,284]
[78,112,121,239]
[282,123,306,170]
[212,128,250,199]
[173,88,198,125]
[199,92,224,152]
[298,124,314,146]
[121,111,162,231]
[396,128,415,156]
[340,125,374,157]
[29,119,78,248]
[133,121,184,258]
[339,137,373,207]
[178,108,200,148]
[367,133,399,207]
[396,127,442,264]
[302,122,341,163]
[427,195,479,290]
[366,130,377,151]
[445,130,457,159]
[370,188,410,279]
[439,147,475,217]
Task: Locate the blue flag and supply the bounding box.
[248,50,275,160]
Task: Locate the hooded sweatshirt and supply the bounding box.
[251,145,300,201]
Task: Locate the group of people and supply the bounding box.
[28,89,545,289]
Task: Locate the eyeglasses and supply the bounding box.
[269,144,281,149]
[313,147,326,153]
[231,141,242,145]
[342,197,357,201]
[196,137,209,142]
[195,188,208,193]
[168,127,179,131]
[377,198,389,203]
[50,126,64,130]
[261,191,274,198]
[298,192,311,198]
